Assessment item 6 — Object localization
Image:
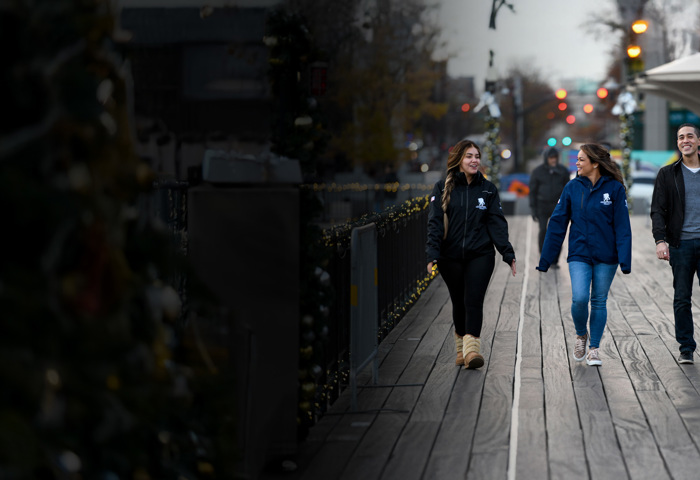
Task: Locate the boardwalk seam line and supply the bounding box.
[506,216,532,480]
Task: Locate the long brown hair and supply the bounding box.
[441,139,481,212]
[580,143,625,190]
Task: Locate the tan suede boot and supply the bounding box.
[454,332,464,366]
[462,335,484,369]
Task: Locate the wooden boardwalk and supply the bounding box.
[284,216,700,480]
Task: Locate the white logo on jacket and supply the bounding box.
[600,193,612,206]
[476,198,486,210]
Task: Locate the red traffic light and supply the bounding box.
[461,103,471,112]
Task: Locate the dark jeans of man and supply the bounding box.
[438,254,495,338]
[669,238,700,354]
[536,206,561,265]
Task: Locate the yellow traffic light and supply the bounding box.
[631,20,648,34]
[555,88,567,100]
[627,45,642,58]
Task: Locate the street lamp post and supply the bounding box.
[474,50,502,188]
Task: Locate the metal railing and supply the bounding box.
[319,196,434,406]
[145,179,435,428]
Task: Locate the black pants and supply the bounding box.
[438,254,495,337]
[537,206,561,265]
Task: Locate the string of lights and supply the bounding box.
[299,195,435,426]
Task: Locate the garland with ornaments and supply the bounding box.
[613,91,638,210]
[482,116,502,189]
[294,195,436,433]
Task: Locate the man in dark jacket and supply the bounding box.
[529,147,570,267]
[651,123,700,365]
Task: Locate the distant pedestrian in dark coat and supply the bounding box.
[529,147,570,267]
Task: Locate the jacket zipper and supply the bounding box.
[462,184,468,258]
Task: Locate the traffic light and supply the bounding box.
[631,19,648,34]
[627,45,642,58]
[555,88,567,100]
[547,136,572,147]
[461,103,471,112]
[626,19,648,76]
[596,87,609,99]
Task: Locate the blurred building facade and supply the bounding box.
[118,4,279,178]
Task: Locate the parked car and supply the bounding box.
[628,170,657,214]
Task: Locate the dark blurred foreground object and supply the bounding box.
[0,2,236,478]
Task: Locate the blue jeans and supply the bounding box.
[669,239,700,354]
[569,261,618,349]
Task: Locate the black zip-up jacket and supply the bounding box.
[426,171,515,265]
[651,159,685,247]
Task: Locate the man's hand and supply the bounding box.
[656,241,669,261]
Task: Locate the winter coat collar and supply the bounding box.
[454,170,484,185]
[574,173,611,190]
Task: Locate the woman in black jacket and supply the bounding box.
[426,139,516,369]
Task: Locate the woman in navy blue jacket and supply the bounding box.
[426,139,516,369]
[536,144,631,366]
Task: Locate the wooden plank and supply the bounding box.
[378,421,441,480]
[514,365,548,478]
[336,413,409,480]
[613,335,663,391]
[571,365,628,479]
[636,334,700,448]
[543,364,588,479]
[377,364,458,480]
[422,369,486,478]
[637,390,700,479]
[466,331,516,478]
[300,414,376,480]
[598,356,670,480]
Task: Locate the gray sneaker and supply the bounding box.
[573,333,588,362]
[679,352,694,364]
[586,348,602,366]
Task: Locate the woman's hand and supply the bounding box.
[510,259,517,276]
[427,261,435,275]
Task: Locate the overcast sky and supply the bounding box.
[436,0,616,90]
